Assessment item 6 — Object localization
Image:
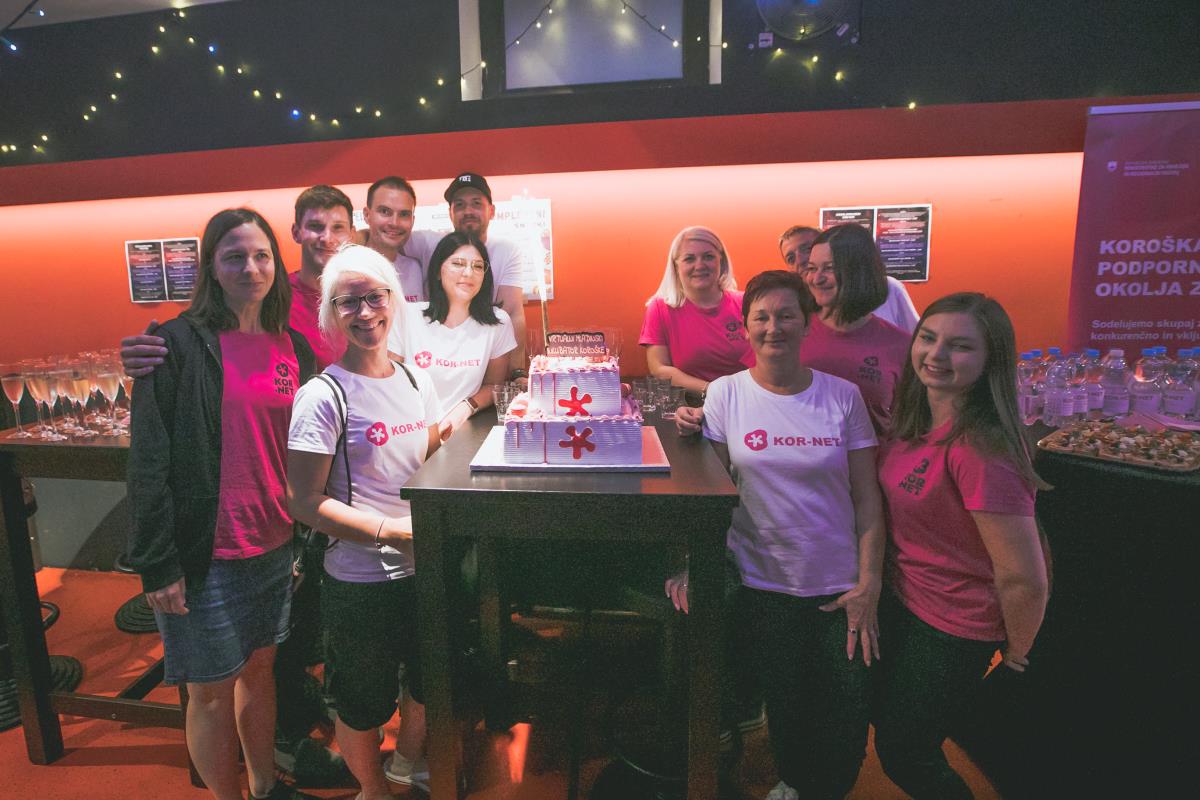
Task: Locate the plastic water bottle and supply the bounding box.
[1029,349,1044,379]
[1130,347,1164,413]
[1081,348,1105,413]
[1066,353,1088,420]
[1100,349,1131,416]
[1162,349,1197,419]
[1017,352,1040,425]
[1041,359,1074,427]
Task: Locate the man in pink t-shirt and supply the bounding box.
[289,185,355,368]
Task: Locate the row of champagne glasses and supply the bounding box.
[1,352,129,441]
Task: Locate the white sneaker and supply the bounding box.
[384,751,430,792]
[765,780,799,800]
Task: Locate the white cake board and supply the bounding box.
[469,426,671,473]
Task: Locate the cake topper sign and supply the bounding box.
[545,331,608,357]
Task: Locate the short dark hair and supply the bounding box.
[741,270,818,325]
[810,223,888,326]
[779,225,820,248]
[184,208,291,334]
[366,175,416,208]
[294,184,353,226]
[423,231,501,326]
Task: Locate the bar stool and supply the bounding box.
[1,600,84,732]
[112,554,158,633]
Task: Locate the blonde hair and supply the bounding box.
[318,244,406,352]
[647,226,738,308]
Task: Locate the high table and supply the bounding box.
[952,445,1200,799]
[402,412,739,800]
[0,430,185,767]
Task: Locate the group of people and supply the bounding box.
[120,170,1049,800]
[656,226,1049,799]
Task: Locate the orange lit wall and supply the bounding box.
[3,97,1180,372]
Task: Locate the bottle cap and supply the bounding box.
[1142,348,1155,356]
[1085,348,1100,357]
[1048,347,1061,355]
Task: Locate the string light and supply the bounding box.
[419,96,426,105]
[150,44,159,54]
[114,71,123,79]
[252,89,261,98]
[908,101,918,110]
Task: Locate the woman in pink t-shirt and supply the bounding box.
[800,223,911,435]
[128,209,317,800]
[639,226,754,399]
[874,292,1050,799]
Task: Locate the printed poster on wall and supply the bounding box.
[410,196,554,301]
[163,238,200,301]
[126,240,168,303]
[1065,101,1200,355]
[819,204,932,281]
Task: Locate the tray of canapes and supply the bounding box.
[1037,415,1200,472]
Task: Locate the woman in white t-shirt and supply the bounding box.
[668,270,886,800]
[388,230,516,440]
[287,244,442,800]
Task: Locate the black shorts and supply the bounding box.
[321,574,422,731]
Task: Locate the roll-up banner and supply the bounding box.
[1066,101,1200,355]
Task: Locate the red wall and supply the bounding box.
[2,96,1191,371]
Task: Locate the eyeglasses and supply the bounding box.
[446,257,487,275]
[332,288,392,314]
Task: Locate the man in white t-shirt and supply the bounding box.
[780,224,920,333]
[360,176,427,305]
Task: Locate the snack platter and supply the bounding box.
[1037,419,1200,472]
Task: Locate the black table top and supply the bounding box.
[402,411,739,506]
[0,426,128,481]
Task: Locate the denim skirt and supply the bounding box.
[154,543,293,685]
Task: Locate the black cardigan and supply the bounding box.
[127,316,316,593]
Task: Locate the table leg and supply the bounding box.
[686,523,722,800]
[412,502,462,800]
[0,454,63,764]
[476,536,512,730]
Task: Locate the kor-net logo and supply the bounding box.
[743,428,843,452]
[744,429,768,451]
[366,421,390,447]
[413,351,433,369]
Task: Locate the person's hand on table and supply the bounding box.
[438,401,473,442]
[120,320,167,378]
[665,569,689,614]
[379,515,414,546]
[819,579,881,666]
[675,406,704,436]
[145,577,188,615]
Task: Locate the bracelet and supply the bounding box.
[464,396,479,414]
[374,518,386,549]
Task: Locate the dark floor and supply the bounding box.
[2,569,999,799]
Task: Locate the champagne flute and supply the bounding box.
[66,359,97,437]
[1,363,33,438]
[27,364,66,441]
[54,368,80,434]
[95,365,123,434]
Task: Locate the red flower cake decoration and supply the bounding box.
[557,386,592,416]
[559,425,595,460]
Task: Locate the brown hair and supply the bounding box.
[741,270,819,325]
[891,292,1048,489]
[183,208,292,334]
[810,224,888,326]
[294,184,353,226]
[366,175,416,208]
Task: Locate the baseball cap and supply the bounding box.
[444,172,492,203]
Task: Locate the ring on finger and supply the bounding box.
[849,628,858,634]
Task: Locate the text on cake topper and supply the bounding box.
[545,331,607,357]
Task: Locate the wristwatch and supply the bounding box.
[509,368,528,380]
[464,396,480,413]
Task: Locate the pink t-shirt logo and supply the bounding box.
[744,429,768,451]
[413,351,433,369]
[366,421,390,446]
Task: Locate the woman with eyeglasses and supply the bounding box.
[128,208,317,800]
[388,231,516,440]
[640,226,754,400]
[287,244,442,799]
[797,224,912,435]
